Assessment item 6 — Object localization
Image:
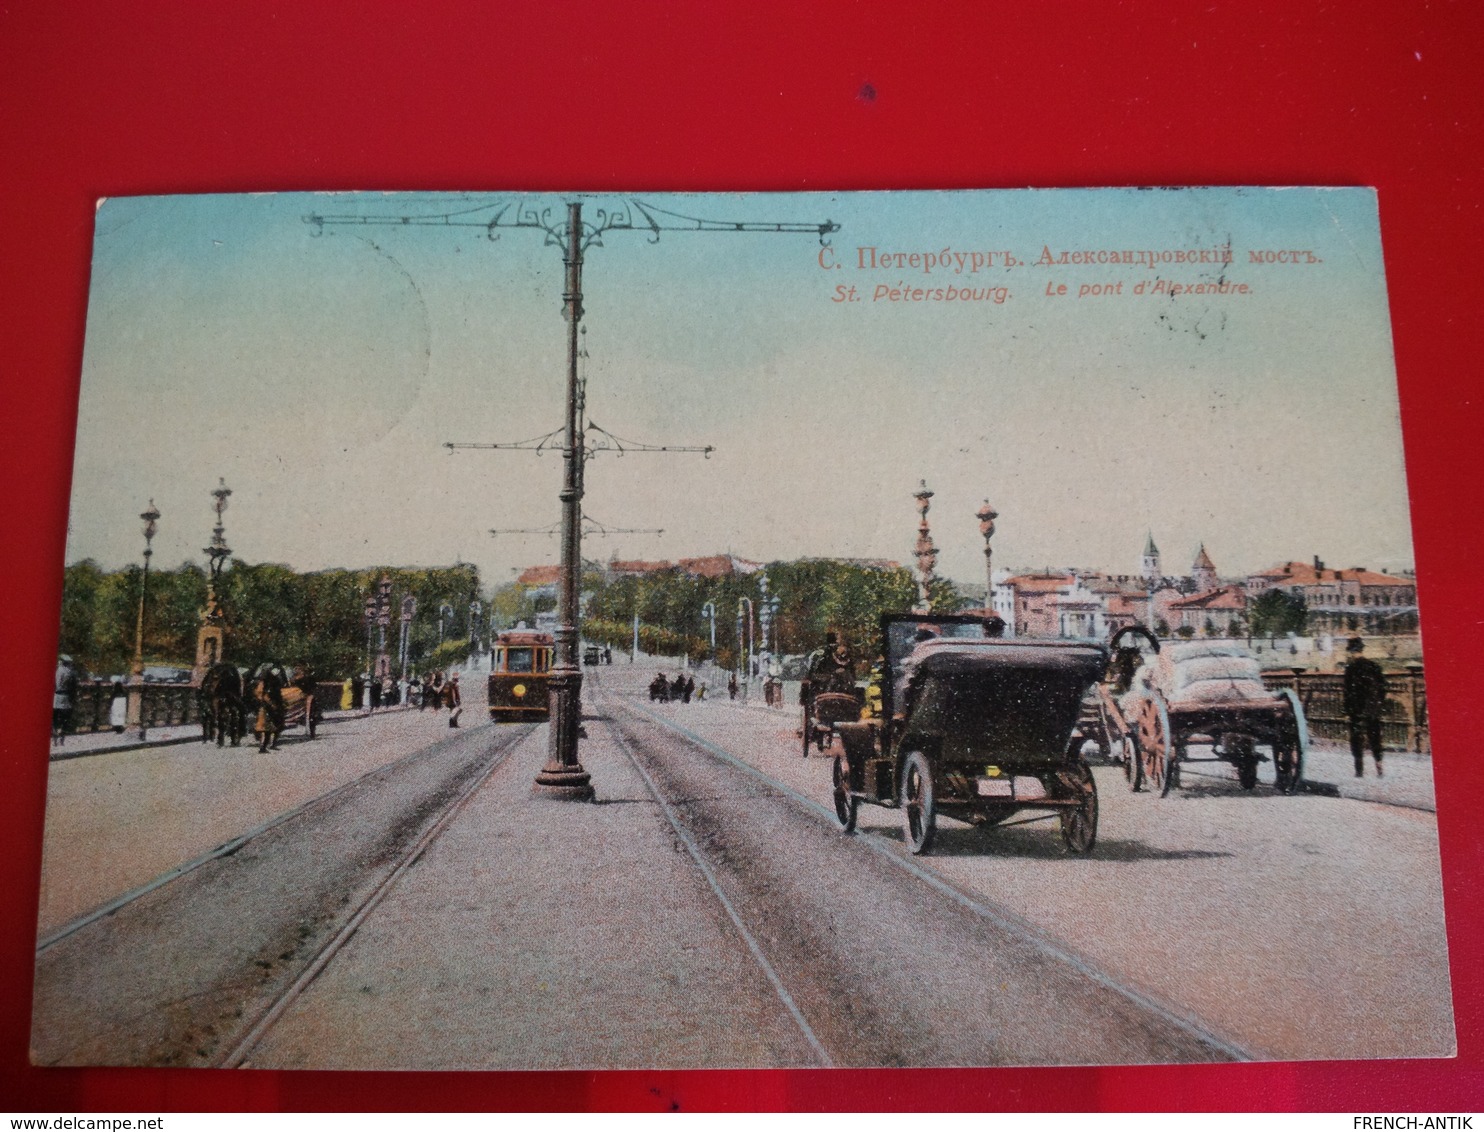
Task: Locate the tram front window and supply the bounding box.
[505,647,536,673]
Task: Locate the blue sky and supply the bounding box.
[67,188,1412,588]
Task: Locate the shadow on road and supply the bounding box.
[870,824,1235,862]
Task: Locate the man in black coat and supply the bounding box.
[1342,636,1389,777]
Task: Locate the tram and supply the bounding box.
[488,627,554,721]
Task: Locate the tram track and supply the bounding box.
[32,720,539,1067]
[596,681,1256,1066]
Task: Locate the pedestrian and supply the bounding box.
[52,655,79,747]
[671,673,686,702]
[341,677,354,710]
[351,673,365,713]
[446,672,462,727]
[369,674,383,711]
[1343,636,1389,777]
[409,674,422,709]
[428,670,445,713]
[696,682,707,701]
[108,677,127,733]
[603,646,612,665]
[728,671,738,701]
[682,675,694,703]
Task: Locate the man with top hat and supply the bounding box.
[1342,636,1388,777]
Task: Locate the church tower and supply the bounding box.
[1141,533,1161,582]
[1192,544,1218,592]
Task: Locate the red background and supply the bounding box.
[3,0,1481,1111]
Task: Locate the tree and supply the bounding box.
[1249,589,1307,640]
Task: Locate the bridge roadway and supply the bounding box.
[30,663,1454,1068]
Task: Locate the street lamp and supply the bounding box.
[913,480,939,614]
[758,575,772,681]
[976,499,998,617]
[737,596,756,691]
[127,500,159,740]
[439,602,454,645]
[701,601,716,658]
[399,595,416,681]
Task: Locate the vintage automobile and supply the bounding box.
[832,613,1109,855]
[1119,639,1309,796]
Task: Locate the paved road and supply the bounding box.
[30,661,1455,1068]
[629,666,1454,1063]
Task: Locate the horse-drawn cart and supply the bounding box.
[832,613,1109,855]
[249,664,319,751]
[1120,640,1308,796]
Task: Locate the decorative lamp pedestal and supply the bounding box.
[535,666,593,801]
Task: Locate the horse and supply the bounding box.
[199,662,245,748]
[250,664,286,752]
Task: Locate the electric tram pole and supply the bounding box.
[306,195,838,797]
[543,201,589,797]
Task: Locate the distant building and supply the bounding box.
[1245,558,1418,634]
[1166,585,1248,636]
[1141,533,1161,582]
[676,554,764,578]
[999,573,1077,638]
[606,558,674,578]
[516,564,562,601]
[1191,544,1218,592]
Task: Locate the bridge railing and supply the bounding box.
[1261,666,1428,754]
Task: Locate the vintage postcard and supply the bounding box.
[35,188,1452,1069]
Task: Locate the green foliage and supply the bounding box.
[488,581,550,630]
[425,638,473,670]
[582,560,966,664]
[57,558,483,680]
[1249,589,1308,639]
[1176,625,1196,639]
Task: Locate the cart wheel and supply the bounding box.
[901,750,936,855]
[1137,694,1176,797]
[832,757,858,833]
[1058,761,1099,853]
[1118,731,1143,793]
[1275,687,1309,793]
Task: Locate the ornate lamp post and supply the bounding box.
[127,500,160,739]
[737,596,755,693]
[976,499,998,617]
[758,575,772,680]
[375,576,393,682]
[362,593,376,709]
[194,478,232,676]
[913,480,939,614]
[701,601,717,657]
[399,595,417,681]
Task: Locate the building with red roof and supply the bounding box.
[1245,557,1417,634]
